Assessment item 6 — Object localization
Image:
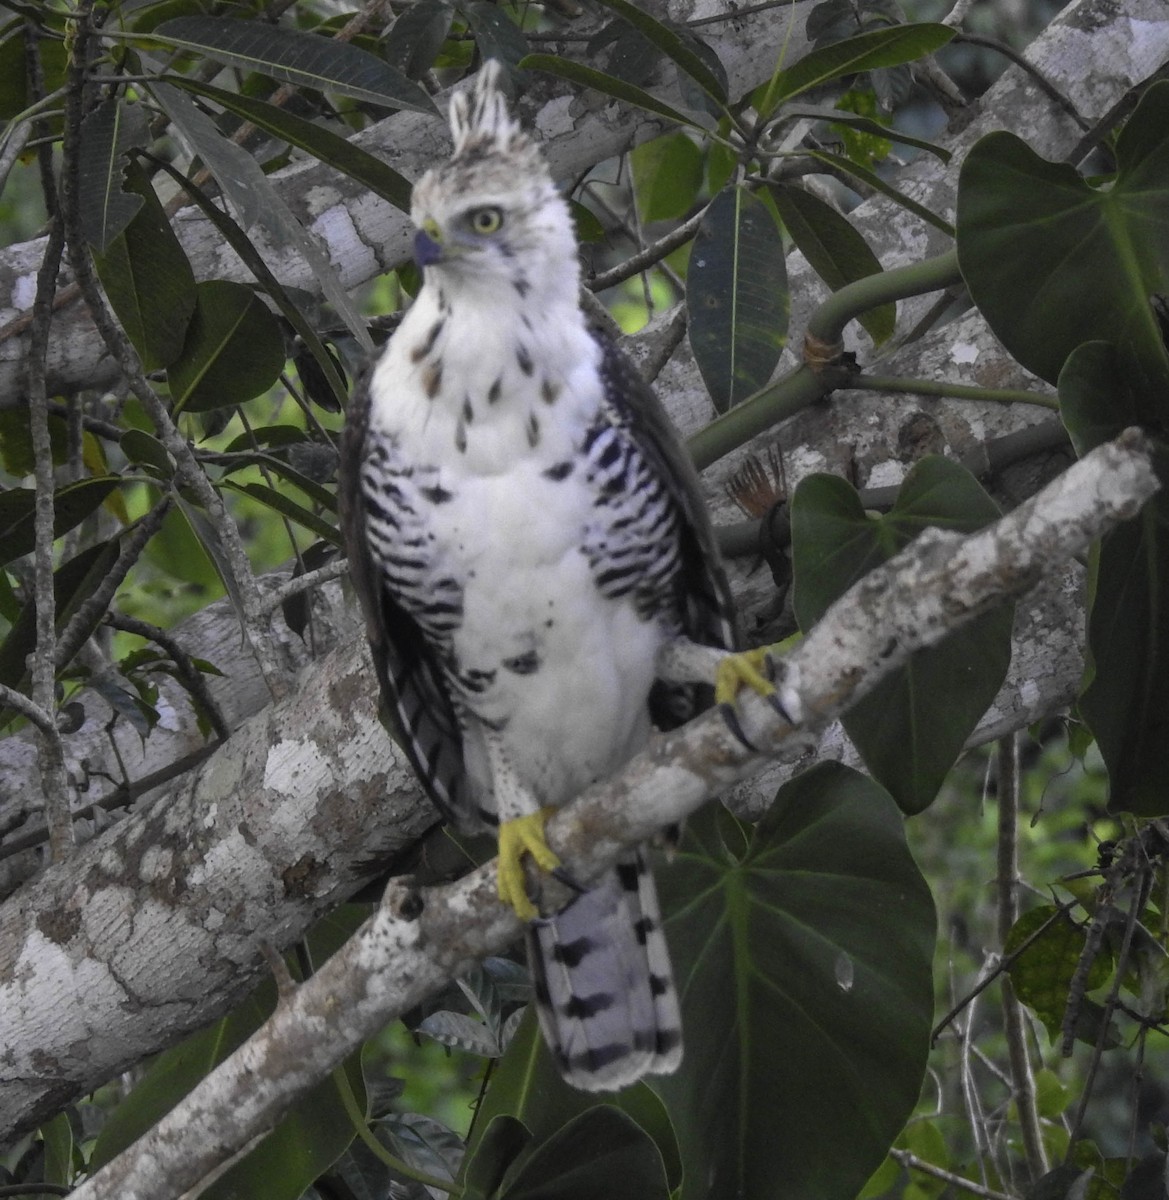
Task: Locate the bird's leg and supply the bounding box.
[655,637,803,750]
[486,728,560,922]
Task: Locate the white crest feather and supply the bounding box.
[449,59,522,155]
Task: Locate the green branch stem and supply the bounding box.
[847,374,1059,410]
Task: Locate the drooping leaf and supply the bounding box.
[518,54,703,131]
[1059,341,1169,816]
[462,1116,532,1200]
[630,131,704,223]
[957,81,1169,397]
[163,76,412,211]
[151,83,372,351]
[592,0,727,103]
[784,104,950,162]
[758,23,955,117]
[687,184,788,412]
[219,480,343,547]
[654,767,936,1200]
[805,148,954,233]
[168,280,285,412]
[0,477,122,568]
[77,97,148,252]
[464,2,530,72]
[120,429,175,479]
[143,17,437,112]
[769,181,894,344]
[383,0,453,79]
[791,458,1013,814]
[92,161,198,371]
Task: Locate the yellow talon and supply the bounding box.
[497,807,560,922]
[715,646,775,707]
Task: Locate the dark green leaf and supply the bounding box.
[220,480,342,547]
[0,24,66,120]
[592,0,727,103]
[383,1,452,79]
[805,149,954,233]
[500,1107,669,1200]
[518,54,702,130]
[769,181,894,344]
[1059,341,1169,816]
[957,81,1169,394]
[791,458,1012,813]
[464,3,530,72]
[40,1111,73,1187]
[630,131,704,223]
[785,105,950,161]
[0,477,121,568]
[462,1116,532,1200]
[120,429,175,478]
[92,161,198,371]
[163,76,411,211]
[758,23,956,116]
[77,97,147,252]
[655,766,936,1200]
[168,280,285,412]
[687,184,788,412]
[145,17,437,112]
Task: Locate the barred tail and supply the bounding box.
[527,850,681,1091]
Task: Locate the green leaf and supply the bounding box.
[220,480,343,547]
[805,149,954,233]
[143,17,437,112]
[758,24,955,117]
[466,1004,682,1193]
[1060,341,1169,816]
[0,477,122,568]
[77,97,147,252]
[957,81,1169,395]
[383,0,453,79]
[120,429,175,479]
[687,184,788,412]
[464,2,530,71]
[92,161,198,372]
[655,766,936,1200]
[41,1110,74,1186]
[791,458,1012,814]
[592,0,727,103]
[463,1116,532,1200]
[630,131,704,223]
[163,76,412,212]
[518,53,703,130]
[783,104,950,162]
[769,181,894,344]
[500,1107,670,1200]
[168,280,285,412]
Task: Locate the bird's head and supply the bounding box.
[410,61,579,302]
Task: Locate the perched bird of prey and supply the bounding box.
[340,61,741,1091]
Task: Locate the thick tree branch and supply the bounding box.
[68,430,1158,1200]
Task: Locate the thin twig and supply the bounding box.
[890,1150,1018,1200]
[255,558,349,616]
[0,683,57,736]
[996,733,1049,1181]
[588,202,709,294]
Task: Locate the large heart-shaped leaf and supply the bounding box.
[688,184,788,412]
[957,81,1169,399]
[791,458,1012,814]
[655,767,936,1200]
[1060,340,1169,816]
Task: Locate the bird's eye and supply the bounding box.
[469,207,503,235]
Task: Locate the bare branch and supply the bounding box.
[69,430,1158,1200]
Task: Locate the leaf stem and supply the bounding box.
[846,374,1058,410]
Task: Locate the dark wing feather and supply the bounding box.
[590,328,738,655]
[338,364,469,825]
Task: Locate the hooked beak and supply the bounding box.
[414,220,444,268]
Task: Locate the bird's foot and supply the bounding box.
[497,807,561,922]
[715,647,800,750]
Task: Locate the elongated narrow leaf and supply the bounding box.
[383,0,453,79]
[0,477,121,568]
[77,97,147,251]
[518,54,702,130]
[92,161,197,371]
[784,105,951,161]
[791,459,1012,814]
[769,181,893,344]
[759,23,955,116]
[655,769,936,1200]
[1060,341,1169,817]
[168,280,285,412]
[152,82,372,351]
[162,76,411,211]
[593,0,726,102]
[687,184,788,412]
[806,149,954,233]
[221,480,342,547]
[464,1,530,70]
[145,17,436,112]
[148,154,348,410]
[957,81,1169,394]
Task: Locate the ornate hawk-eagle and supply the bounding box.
[340,62,747,1091]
